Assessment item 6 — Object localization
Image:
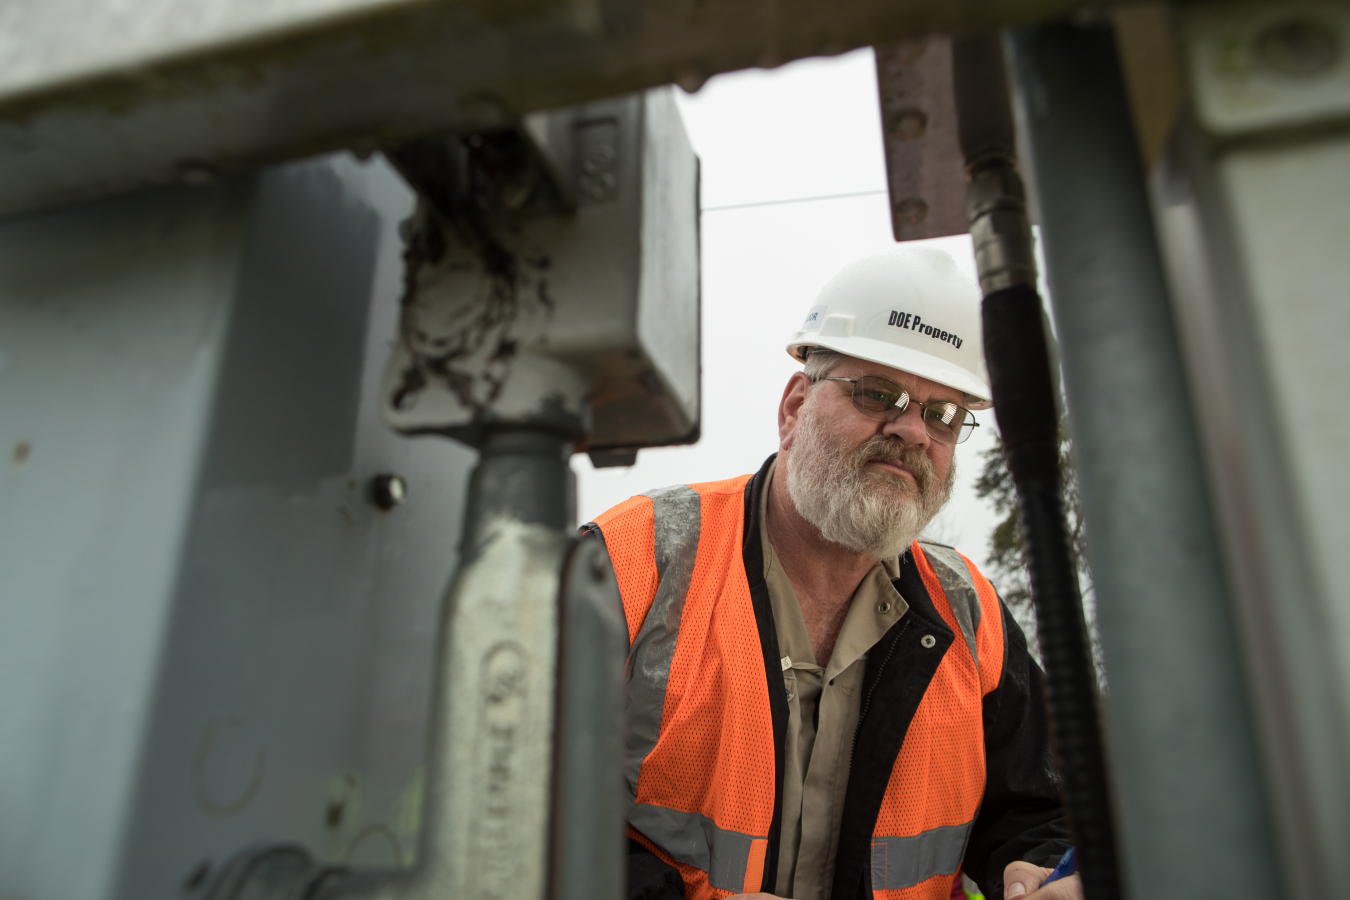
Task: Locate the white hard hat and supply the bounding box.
[786,247,992,410]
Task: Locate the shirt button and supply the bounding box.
[921,634,937,648]
[877,601,892,614]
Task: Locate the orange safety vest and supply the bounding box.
[592,472,1006,900]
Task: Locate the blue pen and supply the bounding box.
[1042,847,1076,886]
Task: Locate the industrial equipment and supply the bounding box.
[3,2,1348,900]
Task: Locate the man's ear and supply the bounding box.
[778,372,812,452]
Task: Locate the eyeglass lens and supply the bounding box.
[849,375,974,444]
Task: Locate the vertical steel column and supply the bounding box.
[1007,20,1281,900]
[954,32,1120,900]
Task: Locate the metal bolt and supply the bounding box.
[887,107,928,141]
[920,634,937,649]
[1256,18,1341,78]
[877,601,892,614]
[894,197,929,226]
[370,474,408,510]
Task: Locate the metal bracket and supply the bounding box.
[875,37,969,241]
[1182,1,1350,139]
[380,89,700,454]
[383,125,591,445]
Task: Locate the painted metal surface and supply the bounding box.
[1142,4,1350,895]
[0,0,1109,220]
[0,151,476,900]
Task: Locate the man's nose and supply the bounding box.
[880,402,930,447]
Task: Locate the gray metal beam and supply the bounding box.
[1,0,1111,219]
[1008,19,1282,900]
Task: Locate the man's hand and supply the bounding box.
[1003,861,1083,899]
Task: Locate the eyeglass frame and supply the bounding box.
[812,375,980,445]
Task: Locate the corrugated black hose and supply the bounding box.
[981,282,1120,900]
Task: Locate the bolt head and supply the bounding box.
[370,474,408,510]
[894,197,929,226]
[887,107,928,141]
[1256,18,1341,78]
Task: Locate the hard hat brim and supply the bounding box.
[787,334,993,410]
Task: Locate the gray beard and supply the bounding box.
[784,397,956,560]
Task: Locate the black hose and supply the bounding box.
[981,283,1120,900]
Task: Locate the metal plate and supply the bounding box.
[875,36,969,241]
[0,151,477,900]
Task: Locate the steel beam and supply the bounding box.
[1,0,1114,220]
[1008,19,1283,900]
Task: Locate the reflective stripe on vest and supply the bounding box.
[921,544,982,667]
[596,474,775,900]
[629,801,770,893]
[870,820,974,891]
[623,484,700,799]
[594,477,1005,900]
[867,543,1005,899]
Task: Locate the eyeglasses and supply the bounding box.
[816,375,979,445]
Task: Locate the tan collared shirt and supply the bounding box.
[758,460,908,900]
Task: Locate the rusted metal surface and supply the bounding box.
[0,0,1114,220]
[381,89,700,452]
[384,128,588,444]
[875,37,969,241]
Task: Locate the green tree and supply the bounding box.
[973,428,1099,677]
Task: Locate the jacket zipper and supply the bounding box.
[849,624,904,767]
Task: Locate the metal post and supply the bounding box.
[203,89,696,900]
[206,426,628,900]
[1007,19,1282,900]
[552,532,627,900]
[952,31,1121,900]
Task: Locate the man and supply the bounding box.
[583,248,1080,900]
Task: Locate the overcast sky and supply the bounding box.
[570,48,1005,575]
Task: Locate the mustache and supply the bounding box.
[851,437,935,491]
